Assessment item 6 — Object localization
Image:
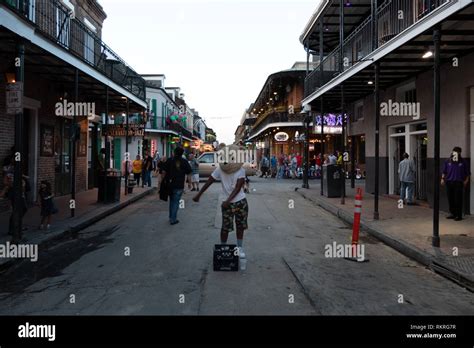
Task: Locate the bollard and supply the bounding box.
[352,188,363,258]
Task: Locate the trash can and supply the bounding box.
[323,164,343,198]
[97,169,121,203]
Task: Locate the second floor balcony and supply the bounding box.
[2,0,146,101]
[303,0,454,98]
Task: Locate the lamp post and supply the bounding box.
[302,104,312,189]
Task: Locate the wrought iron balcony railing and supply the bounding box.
[3,0,146,101]
[304,0,453,98]
[250,112,306,137]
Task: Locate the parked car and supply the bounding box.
[197,152,257,177]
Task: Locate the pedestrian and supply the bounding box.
[37,180,58,230]
[1,173,29,236]
[270,155,277,178]
[161,147,192,225]
[296,152,302,169]
[260,154,269,178]
[193,144,249,259]
[156,155,167,191]
[277,153,285,179]
[290,154,297,179]
[132,155,142,187]
[398,153,416,205]
[328,152,337,165]
[441,147,471,221]
[188,153,200,191]
[153,151,160,173]
[142,150,154,188]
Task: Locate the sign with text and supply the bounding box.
[104,124,145,137]
[6,82,23,115]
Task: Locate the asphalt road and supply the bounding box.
[0,178,472,315]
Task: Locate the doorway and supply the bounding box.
[54,119,72,196]
[389,122,427,198]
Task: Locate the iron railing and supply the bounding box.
[3,0,146,101]
[250,112,305,137]
[304,0,453,98]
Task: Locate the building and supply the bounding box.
[246,62,333,160]
[0,0,146,206]
[300,0,474,219]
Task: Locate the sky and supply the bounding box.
[99,0,320,144]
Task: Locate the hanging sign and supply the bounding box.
[6,82,23,115]
[274,132,289,142]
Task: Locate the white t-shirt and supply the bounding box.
[211,167,246,203]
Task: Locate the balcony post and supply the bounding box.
[105,86,110,172]
[432,27,441,247]
[71,68,79,218]
[124,98,130,195]
[371,0,378,50]
[12,41,25,242]
[340,0,345,205]
[319,19,324,196]
[374,62,380,220]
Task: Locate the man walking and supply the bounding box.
[193,145,248,258]
[398,153,416,205]
[441,146,471,221]
[142,150,154,188]
[188,153,200,191]
[161,147,192,225]
[260,154,269,178]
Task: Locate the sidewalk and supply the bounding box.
[0,178,158,269]
[295,180,474,290]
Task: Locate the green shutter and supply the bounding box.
[152,99,157,129]
[114,138,121,170]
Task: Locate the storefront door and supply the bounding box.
[54,119,72,196]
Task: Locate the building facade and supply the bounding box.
[301,0,474,215]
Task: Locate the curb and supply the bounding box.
[296,189,474,291]
[0,188,156,272]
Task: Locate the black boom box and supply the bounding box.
[213,244,239,271]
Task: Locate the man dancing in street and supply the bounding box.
[193,145,249,258]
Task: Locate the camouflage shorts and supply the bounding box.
[221,198,248,233]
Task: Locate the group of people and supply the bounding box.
[259,152,346,179]
[131,150,160,188]
[398,146,470,220]
[1,147,58,236]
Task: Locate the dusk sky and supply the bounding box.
[99,0,321,144]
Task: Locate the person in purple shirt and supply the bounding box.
[441,146,471,221]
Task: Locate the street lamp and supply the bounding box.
[301,104,312,189]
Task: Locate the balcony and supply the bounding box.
[304,0,452,98]
[2,0,146,101]
[250,111,305,137]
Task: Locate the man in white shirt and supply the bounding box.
[193,145,248,258]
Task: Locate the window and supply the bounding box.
[405,89,417,103]
[354,101,364,122]
[199,154,215,164]
[56,0,74,48]
[83,18,96,64]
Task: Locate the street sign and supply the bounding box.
[6,82,23,115]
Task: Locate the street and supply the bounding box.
[0,178,473,315]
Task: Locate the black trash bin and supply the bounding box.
[323,164,343,198]
[97,170,121,203]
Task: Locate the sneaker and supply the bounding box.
[170,220,180,225]
[238,247,246,259]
